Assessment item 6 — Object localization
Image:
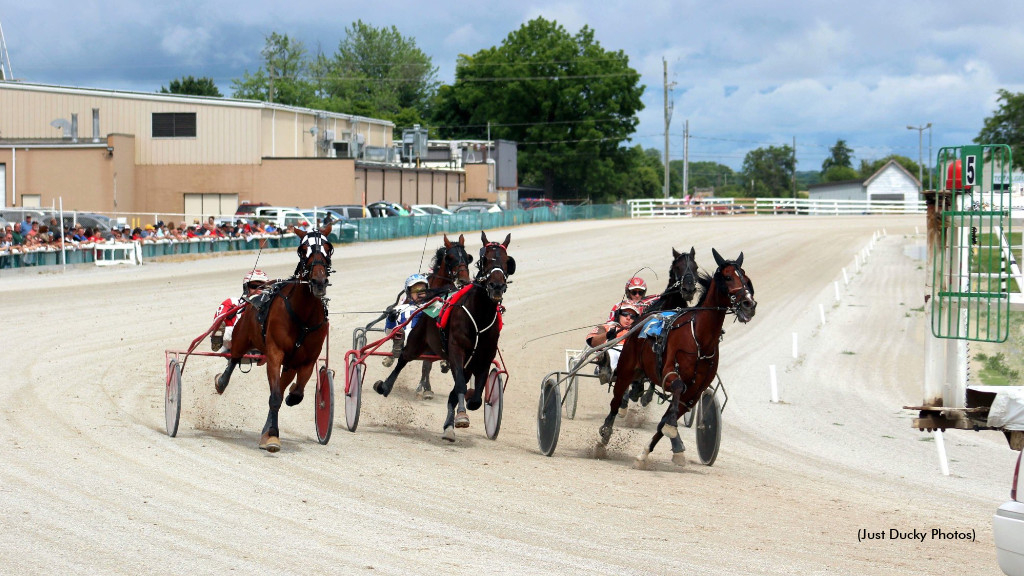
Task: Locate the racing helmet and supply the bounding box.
[405,273,429,292]
[625,276,647,295]
[244,269,269,286]
[617,301,642,318]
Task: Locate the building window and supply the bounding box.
[152,113,197,138]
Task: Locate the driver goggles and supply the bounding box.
[619,311,639,320]
[629,289,645,296]
[247,282,266,290]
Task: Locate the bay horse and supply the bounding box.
[621,247,701,407]
[601,248,755,465]
[215,224,334,452]
[413,234,474,399]
[373,231,514,441]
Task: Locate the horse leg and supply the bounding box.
[373,326,428,397]
[215,358,239,394]
[465,366,488,411]
[669,434,687,466]
[259,354,285,452]
[661,376,686,440]
[599,362,634,446]
[442,354,469,441]
[637,426,665,463]
[285,364,314,406]
[417,360,434,400]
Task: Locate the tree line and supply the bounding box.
[160,18,1024,202]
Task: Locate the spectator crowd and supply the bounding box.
[0,214,297,259]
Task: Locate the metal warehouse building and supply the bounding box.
[0,81,500,220]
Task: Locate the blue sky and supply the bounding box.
[3,1,1023,172]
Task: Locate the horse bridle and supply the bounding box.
[475,242,513,283]
[435,243,473,286]
[665,253,697,297]
[297,231,335,286]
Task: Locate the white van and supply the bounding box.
[252,206,312,229]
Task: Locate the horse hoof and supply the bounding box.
[466,390,482,411]
[598,425,612,446]
[382,356,394,367]
[442,427,456,442]
[672,451,687,466]
[636,447,651,462]
[664,425,679,439]
[214,374,227,395]
[417,387,434,400]
[617,407,627,418]
[285,392,303,406]
[373,380,390,397]
[260,435,281,452]
[455,411,470,428]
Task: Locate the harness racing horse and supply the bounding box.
[414,234,474,398]
[644,247,700,313]
[601,248,755,465]
[216,225,334,452]
[622,247,701,408]
[373,231,514,441]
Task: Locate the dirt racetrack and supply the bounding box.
[0,215,1014,575]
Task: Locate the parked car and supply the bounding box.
[453,202,502,214]
[995,450,1024,575]
[411,204,453,216]
[366,201,410,218]
[252,206,311,229]
[235,202,270,217]
[323,205,370,220]
[62,212,113,233]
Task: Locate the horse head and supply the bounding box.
[476,231,514,302]
[435,233,473,288]
[711,248,756,323]
[669,246,699,303]
[295,224,334,299]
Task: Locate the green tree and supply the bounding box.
[822,139,853,173]
[320,21,438,128]
[822,165,859,182]
[858,154,921,180]
[160,76,222,97]
[231,32,315,106]
[976,89,1024,172]
[742,145,796,197]
[431,17,644,200]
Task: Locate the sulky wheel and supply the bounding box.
[345,357,364,433]
[694,388,722,466]
[536,377,562,456]
[165,358,182,438]
[315,365,334,445]
[484,369,504,440]
[564,373,579,420]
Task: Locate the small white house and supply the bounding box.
[808,160,921,204]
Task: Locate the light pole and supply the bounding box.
[907,123,931,192]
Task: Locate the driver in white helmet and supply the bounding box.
[211,269,270,352]
[382,274,432,366]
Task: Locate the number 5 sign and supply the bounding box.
[964,154,977,187]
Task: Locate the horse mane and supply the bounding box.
[429,245,447,272]
[695,269,712,301]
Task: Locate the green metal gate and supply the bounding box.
[931,144,1014,342]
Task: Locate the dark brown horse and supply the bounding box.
[373,231,514,441]
[601,248,755,465]
[216,225,334,452]
[413,234,474,399]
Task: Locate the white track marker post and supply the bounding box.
[842,267,849,285]
[934,430,950,476]
[792,332,798,358]
[819,303,826,325]
[834,281,841,301]
[769,365,779,403]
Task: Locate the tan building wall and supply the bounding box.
[464,163,497,202]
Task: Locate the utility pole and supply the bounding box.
[928,125,933,190]
[0,19,13,81]
[907,123,931,193]
[792,136,797,199]
[663,58,675,198]
[683,119,689,198]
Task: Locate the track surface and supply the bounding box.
[0,216,1011,575]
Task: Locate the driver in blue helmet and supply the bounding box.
[383,274,431,366]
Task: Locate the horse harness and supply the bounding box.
[438,283,503,370]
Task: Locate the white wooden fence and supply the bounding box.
[627,197,927,218]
